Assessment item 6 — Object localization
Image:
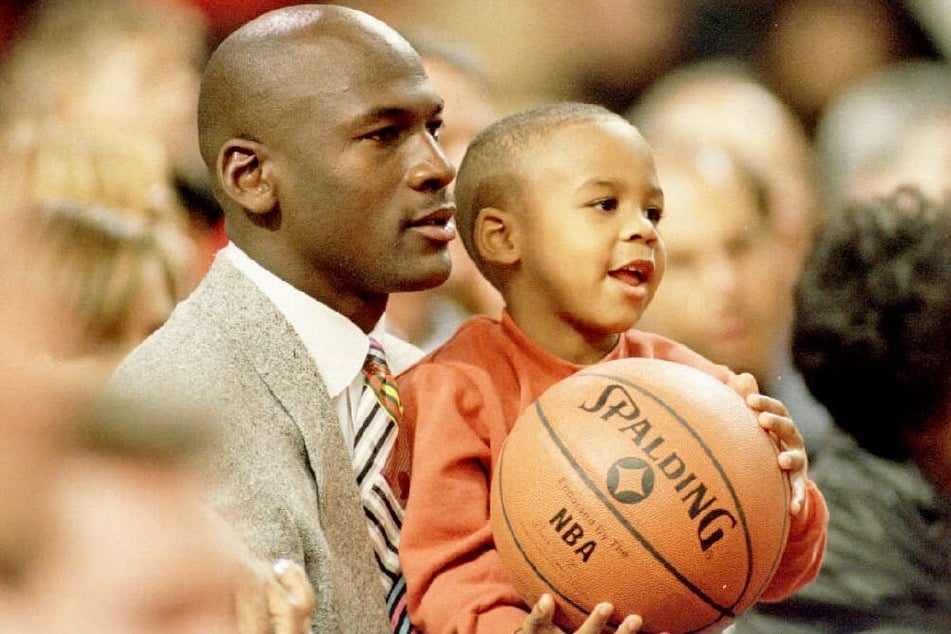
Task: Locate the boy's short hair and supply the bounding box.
[453,101,623,287]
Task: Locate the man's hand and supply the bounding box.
[268,558,315,634]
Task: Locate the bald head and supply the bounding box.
[193,3,453,325]
[197,4,421,196]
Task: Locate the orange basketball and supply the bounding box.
[490,358,790,634]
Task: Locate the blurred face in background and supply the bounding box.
[26,454,241,634]
[0,222,91,587]
[420,54,496,176]
[637,146,790,383]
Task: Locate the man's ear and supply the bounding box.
[474,207,520,266]
[217,138,276,215]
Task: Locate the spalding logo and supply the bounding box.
[578,381,738,553]
[606,457,653,504]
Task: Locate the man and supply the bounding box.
[631,139,831,455]
[108,4,456,632]
[385,34,503,351]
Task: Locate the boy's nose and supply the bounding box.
[621,212,659,243]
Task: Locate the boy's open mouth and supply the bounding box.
[609,259,654,286]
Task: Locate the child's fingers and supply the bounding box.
[789,472,808,516]
[778,447,807,472]
[756,411,804,449]
[519,593,558,633]
[573,602,614,634]
[614,614,645,634]
[727,372,759,400]
[745,392,789,418]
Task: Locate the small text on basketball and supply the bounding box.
[550,508,597,562]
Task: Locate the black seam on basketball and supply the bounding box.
[536,383,740,621]
[583,370,765,611]
[496,404,599,625]
[754,449,792,600]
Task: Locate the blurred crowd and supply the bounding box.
[0,0,947,632]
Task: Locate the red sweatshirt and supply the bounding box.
[397,313,827,634]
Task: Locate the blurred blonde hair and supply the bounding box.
[0,119,194,355]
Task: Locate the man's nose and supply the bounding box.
[407,133,455,192]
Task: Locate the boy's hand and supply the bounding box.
[726,371,760,400]
[745,391,809,516]
[518,594,666,634]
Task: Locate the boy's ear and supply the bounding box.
[217,138,277,215]
[474,206,520,266]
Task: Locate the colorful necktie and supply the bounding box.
[354,337,414,632]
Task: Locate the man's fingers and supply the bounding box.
[272,559,314,612]
[267,559,315,634]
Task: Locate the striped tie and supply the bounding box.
[354,338,415,632]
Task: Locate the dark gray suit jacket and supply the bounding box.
[108,257,423,633]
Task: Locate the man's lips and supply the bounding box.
[405,204,456,242]
[609,259,654,286]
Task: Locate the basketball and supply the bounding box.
[490,358,790,634]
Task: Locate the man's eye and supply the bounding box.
[366,126,400,142]
[427,120,443,140]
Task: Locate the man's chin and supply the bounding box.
[396,258,453,293]
[400,271,452,293]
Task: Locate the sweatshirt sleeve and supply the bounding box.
[757,479,829,602]
[398,363,529,634]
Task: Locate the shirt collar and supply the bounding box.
[220,242,385,398]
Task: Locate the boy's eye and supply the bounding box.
[645,207,663,224]
[592,198,618,212]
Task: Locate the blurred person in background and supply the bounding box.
[0,110,195,625]
[813,59,951,218]
[627,61,830,454]
[634,139,830,454]
[20,393,315,634]
[138,0,945,127]
[0,120,198,370]
[386,34,503,351]
[32,199,186,365]
[853,109,951,203]
[735,187,951,633]
[628,58,818,276]
[751,0,942,135]
[0,120,314,632]
[0,210,92,628]
[0,0,224,273]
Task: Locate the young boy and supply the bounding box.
[397,103,828,634]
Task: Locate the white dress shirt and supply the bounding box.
[221,242,385,451]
